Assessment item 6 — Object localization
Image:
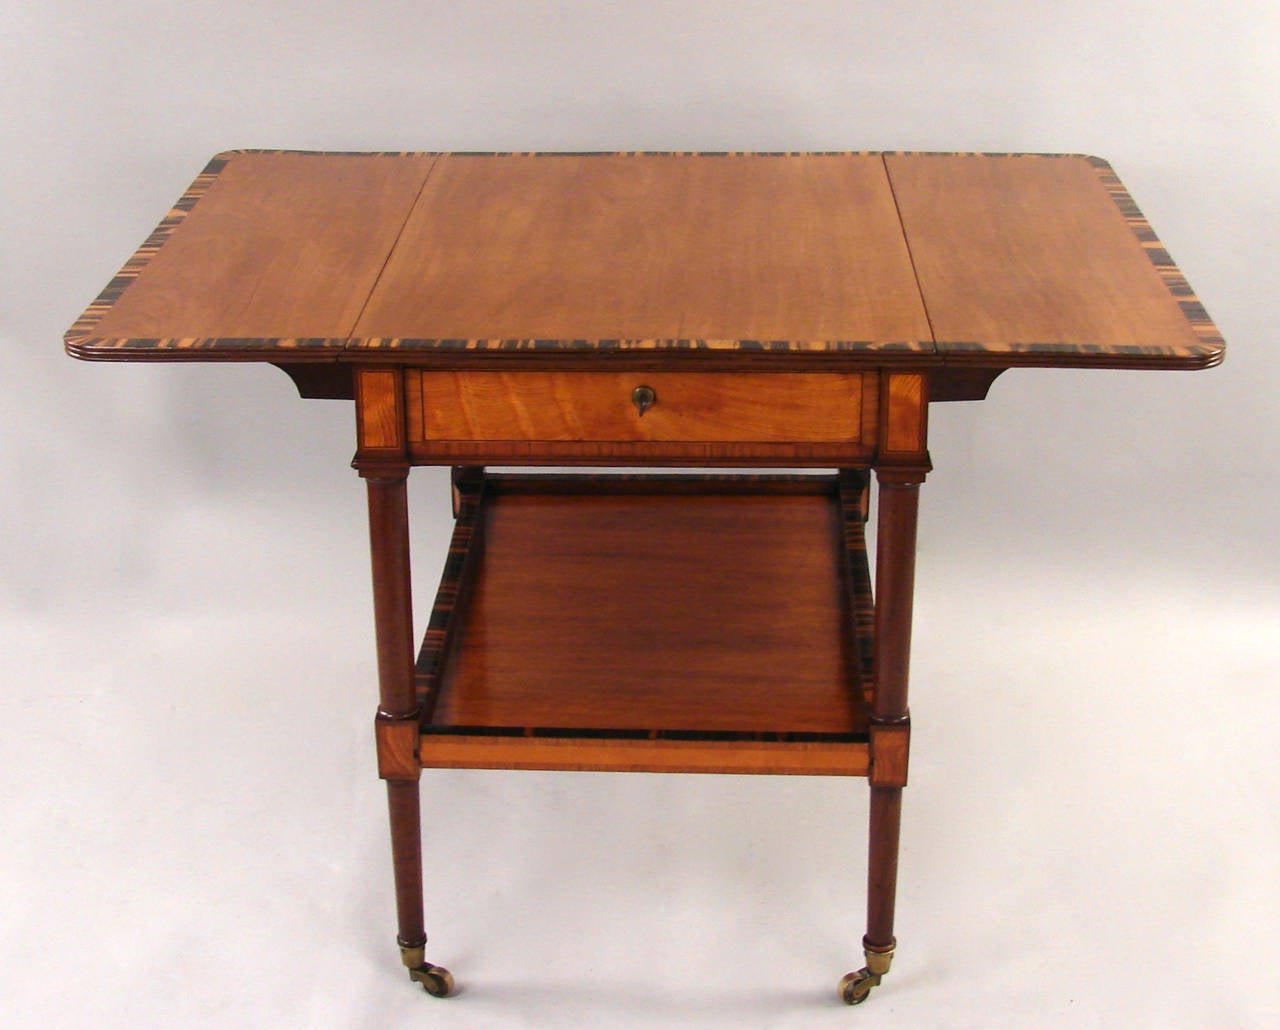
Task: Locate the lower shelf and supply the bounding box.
[415,472,874,776]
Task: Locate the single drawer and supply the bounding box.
[407,370,873,449]
[404,370,878,466]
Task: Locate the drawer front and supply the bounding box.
[407,372,873,458]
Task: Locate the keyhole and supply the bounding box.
[631,385,656,417]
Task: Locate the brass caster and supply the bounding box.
[840,945,893,1005]
[409,963,455,998]
[839,968,880,1005]
[399,941,455,998]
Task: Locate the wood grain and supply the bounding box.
[872,475,922,722]
[365,474,416,716]
[432,486,867,737]
[384,780,426,946]
[882,373,927,456]
[885,154,1206,358]
[67,150,1225,370]
[88,151,436,344]
[866,785,902,949]
[417,734,869,776]
[356,369,404,453]
[412,371,867,443]
[404,439,875,467]
[869,722,910,788]
[353,153,932,346]
[375,716,421,780]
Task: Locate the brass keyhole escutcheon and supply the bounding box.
[631,385,656,417]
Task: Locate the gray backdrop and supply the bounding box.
[4,3,1277,1026]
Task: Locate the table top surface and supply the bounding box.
[65,150,1223,371]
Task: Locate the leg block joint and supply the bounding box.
[869,718,910,788]
[376,711,421,781]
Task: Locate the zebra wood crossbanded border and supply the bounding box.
[65,150,1224,372]
[1087,156,1223,359]
[64,153,229,355]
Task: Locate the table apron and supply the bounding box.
[353,367,932,469]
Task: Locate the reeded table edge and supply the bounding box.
[63,150,1225,372]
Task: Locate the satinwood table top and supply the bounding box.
[65,150,1223,371]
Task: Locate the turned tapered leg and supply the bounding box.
[366,472,453,997]
[386,779,426,945]
[366,473,415,718]
[843,471,921,1005]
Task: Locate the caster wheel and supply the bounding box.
[839,968,879,1005]
[410,963,455,998]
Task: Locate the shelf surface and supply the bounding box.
[420,476,869,752]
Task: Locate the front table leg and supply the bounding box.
[365,471,454,998]
[842,470,922,1005]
